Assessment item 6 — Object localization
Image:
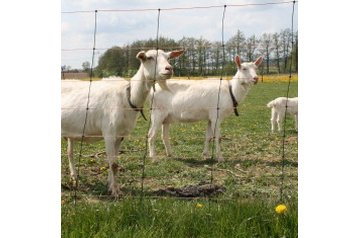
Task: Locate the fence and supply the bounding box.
[61,1,297,205]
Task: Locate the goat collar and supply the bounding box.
[228,83,239,117]
[126,86,147,121]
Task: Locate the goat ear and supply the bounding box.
[168,49,185,59]
[136,51,147,61]
[254,56,264,66]
[235,55,241,68]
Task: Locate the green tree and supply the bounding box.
[272,33,281,73]
[280,28,291,72]
[95,46,126,77]
[245,35,257,61]
[227,29,246,60]
[258,33,273,74]
[82,61,90,73]
[92,29,297,78]
[288,31,298,73]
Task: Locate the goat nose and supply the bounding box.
[165,65,173,71]
[253,76,259,84]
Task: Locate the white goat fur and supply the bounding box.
[267,97,298,132]
[148,55,263,161]
[61,49,184,196]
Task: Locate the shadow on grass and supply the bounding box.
[226,157,298,169]
[62,183,226,203]
[170,154,297,169]
[172,157,217,167]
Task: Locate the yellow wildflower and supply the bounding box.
[196,203,204,208]
[275,204,287,214]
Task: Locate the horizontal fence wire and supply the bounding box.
[60,134,298,141]
[60,77,296,81]
[61,46,239,52]
[61,106,280,111]
[62,1,295,14]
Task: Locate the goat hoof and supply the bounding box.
[70,175,78,186]
[109,184,123,198]
[111,189,123,198]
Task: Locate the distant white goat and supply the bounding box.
[61,49,184,196]
[267,97,298,132]
[148,55,263,161]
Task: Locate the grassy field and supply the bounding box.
[62,198,298,238]
[62,74,298,237]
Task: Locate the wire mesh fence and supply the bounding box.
[61,1,297,204]
[61,77,298,202]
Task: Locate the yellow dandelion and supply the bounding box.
[196,203,204,208]
[100,166,107,171]
[275,204,287,214]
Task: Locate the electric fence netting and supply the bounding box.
[61,1,298,206]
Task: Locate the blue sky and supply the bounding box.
[61,0,298,69]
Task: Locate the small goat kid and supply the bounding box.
[267,97,298,132]
[61,49,184,196]
[148,55,263,161]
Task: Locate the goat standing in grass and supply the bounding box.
[148,55,263,161]
[267,97,298,132]
[61,49,184,197]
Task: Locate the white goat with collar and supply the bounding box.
[61,49,184,196]
[148,55,263,161]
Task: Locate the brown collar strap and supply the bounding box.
[126,86,147,121]
[229,84,239,117]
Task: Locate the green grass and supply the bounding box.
[62,198,297,238]
[62,75,298,237]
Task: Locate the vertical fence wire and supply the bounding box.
[140,8,161,200]
[73,10,98,205]
[279,0,296,203]
[209,5,227,197]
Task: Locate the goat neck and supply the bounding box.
[129,64,151,108]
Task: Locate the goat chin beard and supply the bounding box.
[145,79,170,91]
[157,80,170,91]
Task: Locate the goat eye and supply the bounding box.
[242,68,247,71]
[147,56,154,60]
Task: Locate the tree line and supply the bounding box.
[66,28,297,78]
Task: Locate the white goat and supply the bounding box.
[267,97,298,132]
[61,49,184,196]
[148,55,263,161]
